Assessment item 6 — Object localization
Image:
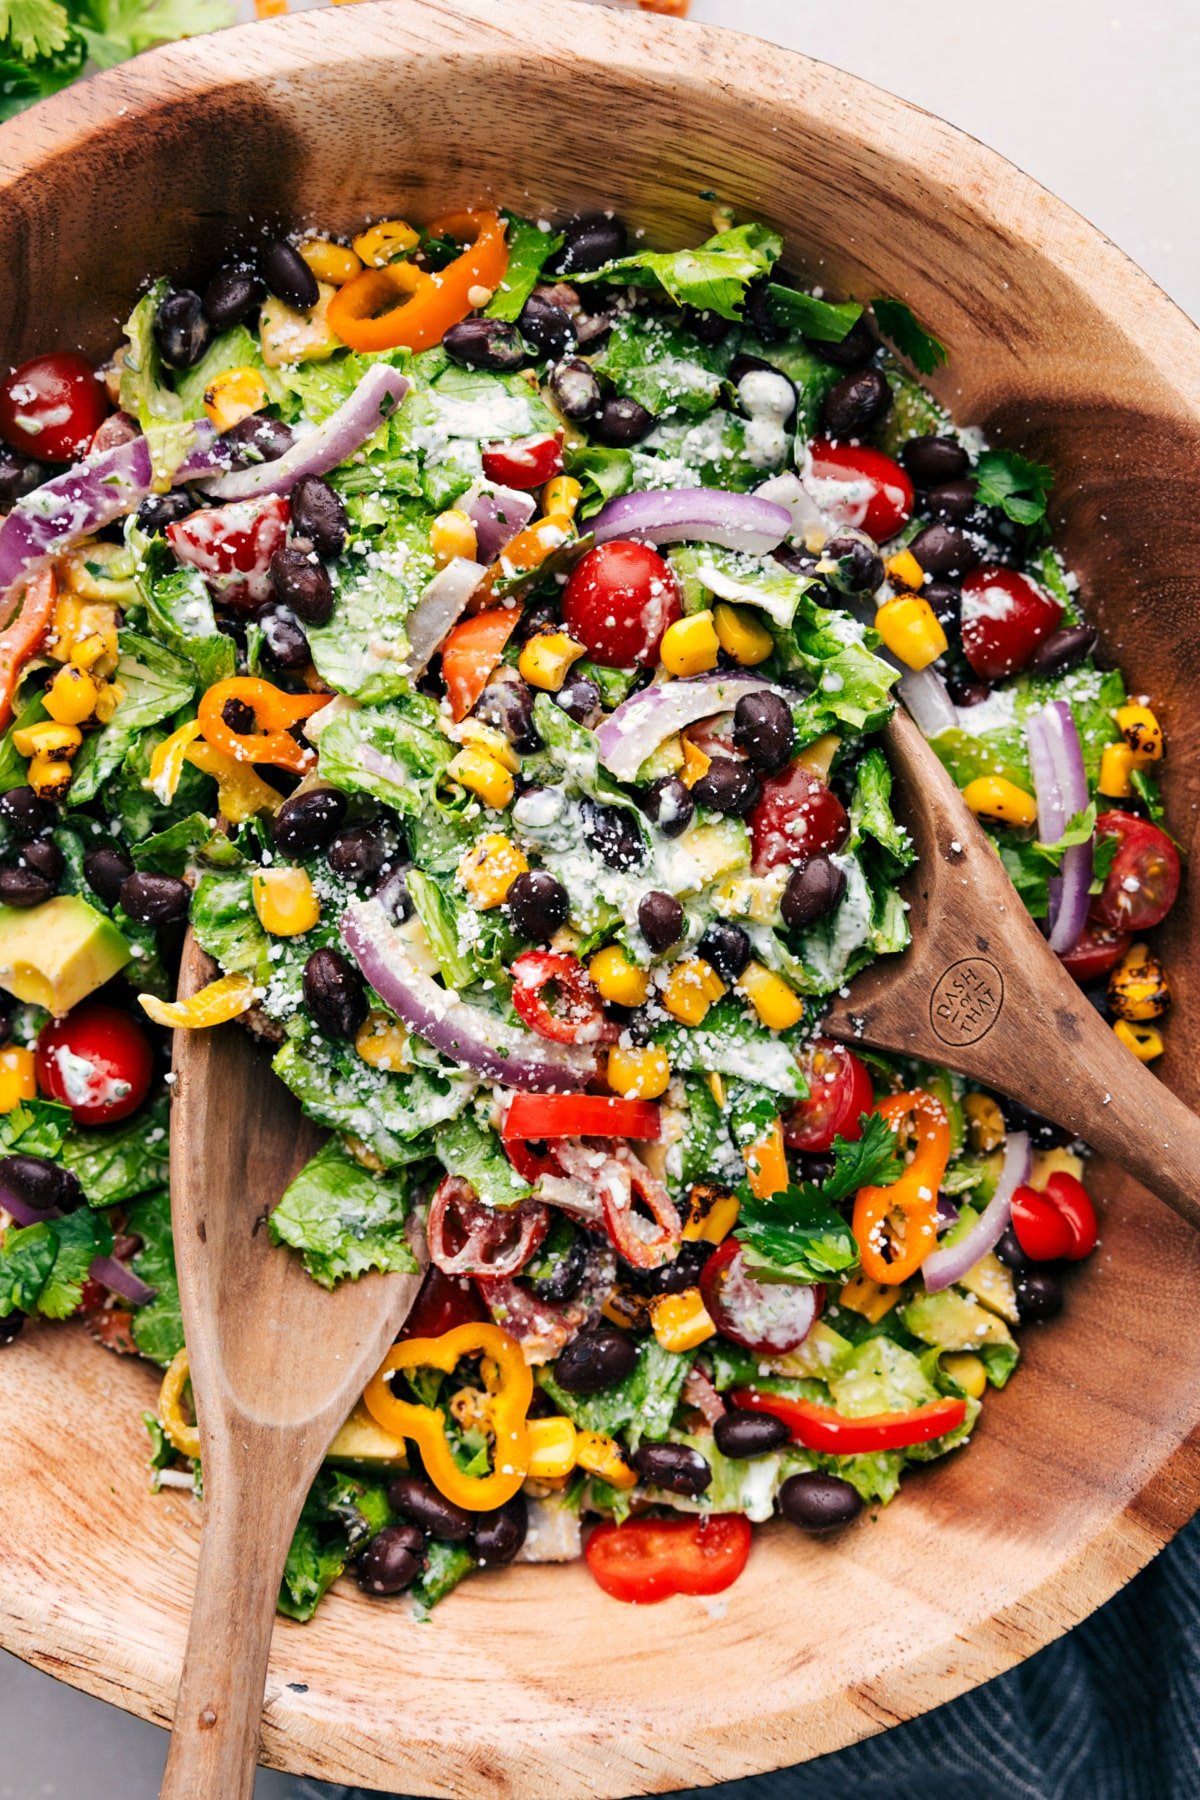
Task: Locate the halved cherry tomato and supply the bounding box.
[562,540,682,668]
[729,1388,967,1453]
[398,1264,487,1341]
[805,440,914,542]
[1056,920,1131,983]
[960,566,1063,680]
[36,1003,154,1126]
[481,433,563,491]
[167,493,290,610]
[1041,1170,1098,1260]
[503,1137,562,1183]
[1089,811,1181,933]
[0,564,58,731]
[503,1092,661,1143]
[585,1514,752,1605]
[88,412,139,455]
[700,1239,822,1354]
[1010,1184,1075,1261]
[426,1174,549,1279]
[748,765,849,876]
[441,608,519,721]
[782,1037,872,1152]
[0,352,108,463]
[510,950,616,1045]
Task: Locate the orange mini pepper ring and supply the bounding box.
[852,1090,951,1286]
[197,675,327,775]
[327,211,509,353]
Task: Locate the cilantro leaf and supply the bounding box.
[0,29,83,118]
[733,1113,902,1283]
[36,1208,114,1319]
[576,221,782,322]
[871,297,949,375]
[809,1111,905,1206]
[0,0,70,59]
[0,1222,57,1316]
[973,448,1055,528]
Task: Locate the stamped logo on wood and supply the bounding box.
[930,957,1004,1047]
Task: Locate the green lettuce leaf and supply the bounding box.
[592,312,733,418]
[316,697,451,814]
[433,1109,531,1210]
[486,215,562,323]
[126,1187,184,1365]
[538,1339,693,1450]
[269,1139,418,1288]
[59,1091,169,1205]
[67,631,197,805]
[272,1033,475,1169]
[576,221,782,321]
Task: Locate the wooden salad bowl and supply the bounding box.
[2,2,1200,1792]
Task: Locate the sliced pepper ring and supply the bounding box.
[197,676,326,774]
[327,211,509,353]
[852,1089,950,1286]
[159,1346,201,1459]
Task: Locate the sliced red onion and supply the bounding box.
[404,558,487,676]
[922,1130,1030,1294]
[899,665,959,738]
[0,1183,61,1227]
[592,486,791,554]
[935,1194,961,1230]
[358,744,415,793]
[753,471,825,541]
[461,483,536,562]
[1025,700,1093,954]
[89,1254,156,1306]
[197,365,410,501]
[342,897,595,1091]
[597,670,797,781]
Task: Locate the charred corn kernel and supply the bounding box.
[251,866,320,936]
[574,1430,637,1490]
[158,1348,201,1459]
[299,238,362,286]
[1031,1146,1085,1190]
[964,1091,1006,1153]
[660,610,721,678]
[447,745,515,811]
[458,832,528,908]
[706,1071,726,1108]
[13,720,83,759]
[259,283,337,368]
[140,973,257,1030]
[737,960,804,1031]
[51,594,119,669]
[543,475,582,521]
[874,594,948,671]
[147,718,203,804]
[607,1044,670,1100]
[839,1273,900,1323]
[681,734,711,787]
[942,1351,988,1399]
[744,1117,788,1199]
[202,365,268,432]
[1099,741,1135,799]
[650,1287,716,1353]
[70,632,109,672]
[457,718,519,772]
[43,664,98,726]
[0,1046,36,1113]
[448,1385,490,1431]
[662,956,725,1027]
[518,629,586,692]
[1114,1018,1164,1062]
[589,943,650,1008]
[795,732,840,782]
[885,547,926,592]
[92,680,124,724]
[1117,702,1163,763]
[185,740,282,821]
[962,775,1037,828]
[430,508,478,567]
[352,219,420,266]
[602,1284,652,1333]
[682,1182,740,1244]
[527,1415,578,1480]
[1109,942,1170,1021]
[27,754,73,801]
[355,1010,411,1071]
[713,600,773,666]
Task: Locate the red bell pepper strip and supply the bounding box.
[729,1387,967,1454]
[0,565,58,732]
[503,1092,662,1143]
[510,950,617,1046]
[442,609,520,722]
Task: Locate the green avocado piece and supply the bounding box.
[0,895,132,1015]
[900,1288,1017,1354]
[324,1404,408,1469]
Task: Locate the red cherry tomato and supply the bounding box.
[805,440,914,543]
[748,765,849,876]
[0,352,109,464]
[585,1513,752,1605]
[782,1037,873,1152]
[398,1264,487,1341]
[1041,1170,1098,1259]
[959,566,1063,680]
[425,1174,548,1278]
[1089,811,1181,933]
[1010,1185,1075,1261]
[481,432,563,490]
[562,540,682,668]
[1056,920,1132,983]
[699,1239,823,1355]
[36,1004,154,1126]
[166,493,291,609]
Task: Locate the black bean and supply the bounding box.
[442,318,526,372]
[0,786,53,840]
[0,1152,83,1215]
[506,870,569,942]
[135,489,195,535]
[222,696,255,735]
[1001,1099,1069,1149]
[0,844,59,905]
[946,674,992,708]
[714,1409,790,1458]
[1014,1268,1064,1324]
[327,823,388,887]
[83,845,133,907]
[591,395,655,448]
[118,870,190,926]
[0,447,44,511]
[820,367,891,440]
[273,787,347,856]
[262,240,319,312]
[924,579,962,635]
[632,1442,712,1497]
[1029,624,1099,677]
[387,1473,473,1542]
[518,293,577,360]
[357,1523,425,1595]
[549,357,602,422]
[682,305,731,346]
[288,473,349,561]
[556,214,627,276]
[795,1151,835,1184]
[524,1224,588,1303]
[257,606,312,673]
[697,920,751,984]
[154,290,209,371]
[910,523,979,578]
[637,890,684,953]
[900,434,969,488]
[927,478,976,522]
[994,1226,1028,1271]
[583,801,644,870]
[642,775,693,838]
[733,691,795,774]
[222,414,295,468]
[779,1471,863,1532]
[637,1238,712,1297]
[270,542,333,626]
[375,864,414,924]
[202,264,264,330]
[691,758,760,818]
[473,675,540,753]
[468,1493,527,1565]
[302,946,366,1040]
[21,838,62,884]
[553,1326,638,1393]
[781,855,846,931]
[805,315,876,368]
[822,532,884,595]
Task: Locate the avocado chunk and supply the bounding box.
[900,1288,1017,1354]
[324,1403,408,1469]
[0,895,132,1015]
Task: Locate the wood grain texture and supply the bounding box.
[0,0,1198,1792]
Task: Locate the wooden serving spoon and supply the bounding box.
[160,932,421,1800]
[824,708,1200,1229]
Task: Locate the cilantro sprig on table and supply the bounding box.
[0,0,233,122]
[734,1112,905,1284]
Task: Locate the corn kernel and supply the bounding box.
[706,1071,726,1108]
[964,1091,1006,1153]
[795,732,840,782]
[13,720,83,760]
[94,680,124,727]
[744,1117,788,1199]
[518,629,586,692]
[543,475,582,521]
[1108,942,1170,1021]
[713,600,773,666]
[70,632,109,672]
[448,1385,490,1431]
[650,1287,717,1353]
[607,1044,670,1100]
[839,1273,900,1323]
[942,1351,988,1399]
[352,219,420,266]
[448,746,514,811]
[457,833,528,909]
[660,610,721,678]
[251,866,320,936]
[737,960,804,1031]
[299,238,363,286]
[527,1415,578,1480]
[682,1182,740,1244]
[51,593,119,669]
[1098,741,1134,798]
[874,595,948,671]
[1116,702,1163,763]
[574,1430,637,1489]
[0,1046,36,1113]
[43,665,97,726]
[962,775,1037,828]
[589,943,650,1008]
[355,1009,411,1072]
[457,718,519,773]
[202,365,268,433]
[662,956,725,1027]
[681,734,711,787]
[27,755,73,802]
[1114,1018,1164,1062]
[430,508,478,567]
[601,1285,652,1333]
[885,548,926,592]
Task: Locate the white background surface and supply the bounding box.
[2,2,1197,1795]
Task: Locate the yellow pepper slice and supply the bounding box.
[147,718,204,804]
[159,1347,201,1458]
[184,740,283,821]
[139,972,257,1030]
